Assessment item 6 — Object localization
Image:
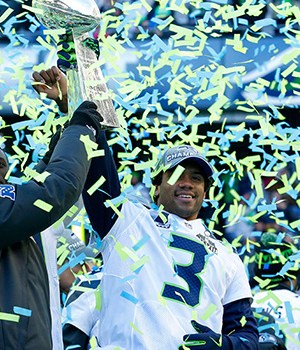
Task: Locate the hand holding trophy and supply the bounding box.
[32,0,119,128]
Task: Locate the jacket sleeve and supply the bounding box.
[222,298,259,349]
[0,124,95,248]
[82,130,121,240]
[63,324,89,350]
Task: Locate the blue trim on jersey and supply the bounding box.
[65,278,101,307]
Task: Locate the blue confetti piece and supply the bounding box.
[203,11,212,24]
[274,68,281,83]
[68,253,86,268]
[133,234,151,251]
[116,15,131,34]
[254,18,277,29]
[265,157,278,172]
[13,306,32,317]
[120,291,138,304]
[242,192,256,207]
[150,17,169,27]
[114,95,137,113]
[290,252,300,261]
[121,275,137,283]
[142,168,152,189]
[104,193,126,208]
[257,203,277,212]
[114,2,123,10]
[258,323,279,335]
[32,144,47,163]
[151,89,159,105]
[279,261,294,277]
[152,34,170,52]
[238,18,248,26]
[57,262,70,275]
[8,176,23,185]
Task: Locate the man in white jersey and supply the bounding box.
[252,231,300,350]
[67,138,258,349]
[33,63,259,349]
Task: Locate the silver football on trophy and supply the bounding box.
[32,0,101,34]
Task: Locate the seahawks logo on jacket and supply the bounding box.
[0,184,15,201]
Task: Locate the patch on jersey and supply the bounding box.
[196,229,218,254]
[150,210,171,229]
[0,184,16,201]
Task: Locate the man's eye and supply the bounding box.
[193,175,203,181]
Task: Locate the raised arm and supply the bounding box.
[82,130,121,239]
[32,66,120,239]
[0,102,101,248]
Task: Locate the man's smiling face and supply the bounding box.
[155,160,206,221]
[0,149,8,184]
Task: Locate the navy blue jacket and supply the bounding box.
[0,125,95,349]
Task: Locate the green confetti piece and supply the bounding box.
[167,165,185,185]
[89,335,98,349]
[57,249,69,266]
[201,304,217,321]
[87,176,106,196]
[240,316,247,327]
[130,255,150,272]
[105,199,124,219]
[0,312,20,323]
[130,322,143,335]
[71,285,98,293]
[114,242,130,261]
[95,288,102,311]
[33,199,53,212]
[0,8,14,23]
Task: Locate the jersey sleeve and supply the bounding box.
[222,298,259,349]
[82,130,121,239]
[62,274,102,337]
[223,252,253,306]
[0,125,94,248]
[63,324,90,349]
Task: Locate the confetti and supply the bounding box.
[1,1,300,343]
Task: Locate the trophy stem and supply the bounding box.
[66,67,84,119]
[70,32,120,129]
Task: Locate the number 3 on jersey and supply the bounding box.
[161,233,208,308]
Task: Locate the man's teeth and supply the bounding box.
[178,194,192,198]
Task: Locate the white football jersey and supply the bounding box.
[252,289,300,350]
[96,200,252,349]
[62,270,103,339]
